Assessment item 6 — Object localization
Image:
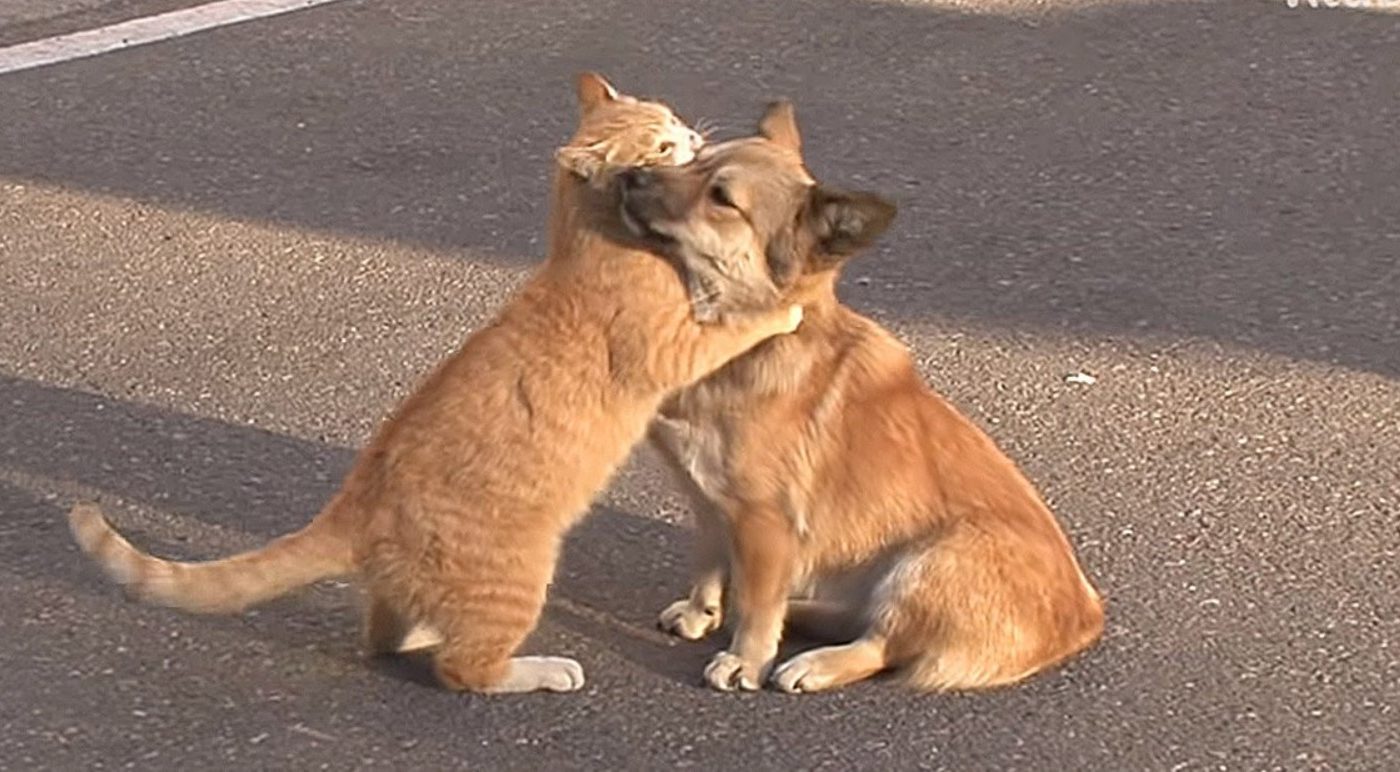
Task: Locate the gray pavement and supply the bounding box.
[1,0,1397,769]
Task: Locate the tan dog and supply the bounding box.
[621,102,1104,693]
[66,75,802,694]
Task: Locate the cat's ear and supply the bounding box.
[555,145,603,180]
[576,72,619,115]
[757,100,801,152]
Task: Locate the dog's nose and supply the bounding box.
[619,166,654,190]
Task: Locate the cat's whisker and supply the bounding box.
[700,119,737,140]
[694,117,733,141]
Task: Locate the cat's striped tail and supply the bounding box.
[67,500,355,614]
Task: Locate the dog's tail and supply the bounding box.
[68,499,356,614]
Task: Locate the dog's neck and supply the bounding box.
[790,271,843,320]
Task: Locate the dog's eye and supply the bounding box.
[710,185,736,209]
[657,141,675,156]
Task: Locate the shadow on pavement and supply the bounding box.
[1,0,1396,377]
[1,363,1396,767]
[0,372,712,687]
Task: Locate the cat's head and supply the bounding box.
[554,73,704,180]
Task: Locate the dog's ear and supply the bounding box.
[805,186,897,264]
[758,100,801,152]
[576,72,619,115]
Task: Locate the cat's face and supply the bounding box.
[555,73,704,179]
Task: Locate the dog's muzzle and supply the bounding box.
[618,166,656,194]
[619,169,674,243]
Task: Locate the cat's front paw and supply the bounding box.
[703,650,771,692]
[657,598,722,640]
[781,304,804,333]
[687,272,723,324]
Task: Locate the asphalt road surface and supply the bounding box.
[2,0,1397,769]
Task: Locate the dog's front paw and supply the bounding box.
[657,598,722,641]
[703,650,770,692]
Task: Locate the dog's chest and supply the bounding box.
[655,415,731,502]
[658,351,809,506]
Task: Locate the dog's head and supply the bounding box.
[555,73,705,180]
[616,101,896,313]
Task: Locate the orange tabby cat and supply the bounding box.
[67,74,801,694]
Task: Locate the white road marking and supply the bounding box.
[0,0,349,76]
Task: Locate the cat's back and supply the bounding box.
[368,276,615,462]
